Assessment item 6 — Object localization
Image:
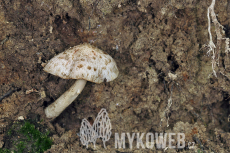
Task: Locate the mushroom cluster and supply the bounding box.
[44,43,119,119]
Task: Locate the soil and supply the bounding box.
[0,0,230,152]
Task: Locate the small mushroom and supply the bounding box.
[44,43,119,118]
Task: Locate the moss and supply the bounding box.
[0,120,52,153]
[0,149,11,153]
[14,141,26,153]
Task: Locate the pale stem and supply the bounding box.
[45,79,87,118]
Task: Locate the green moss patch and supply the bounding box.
[0,120,52,153]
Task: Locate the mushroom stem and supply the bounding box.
[45,79,87,118]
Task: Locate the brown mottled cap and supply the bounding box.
[44,43,119,83]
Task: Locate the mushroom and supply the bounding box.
[43,43,119,118]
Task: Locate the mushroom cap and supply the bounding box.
[44,43,119,83]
